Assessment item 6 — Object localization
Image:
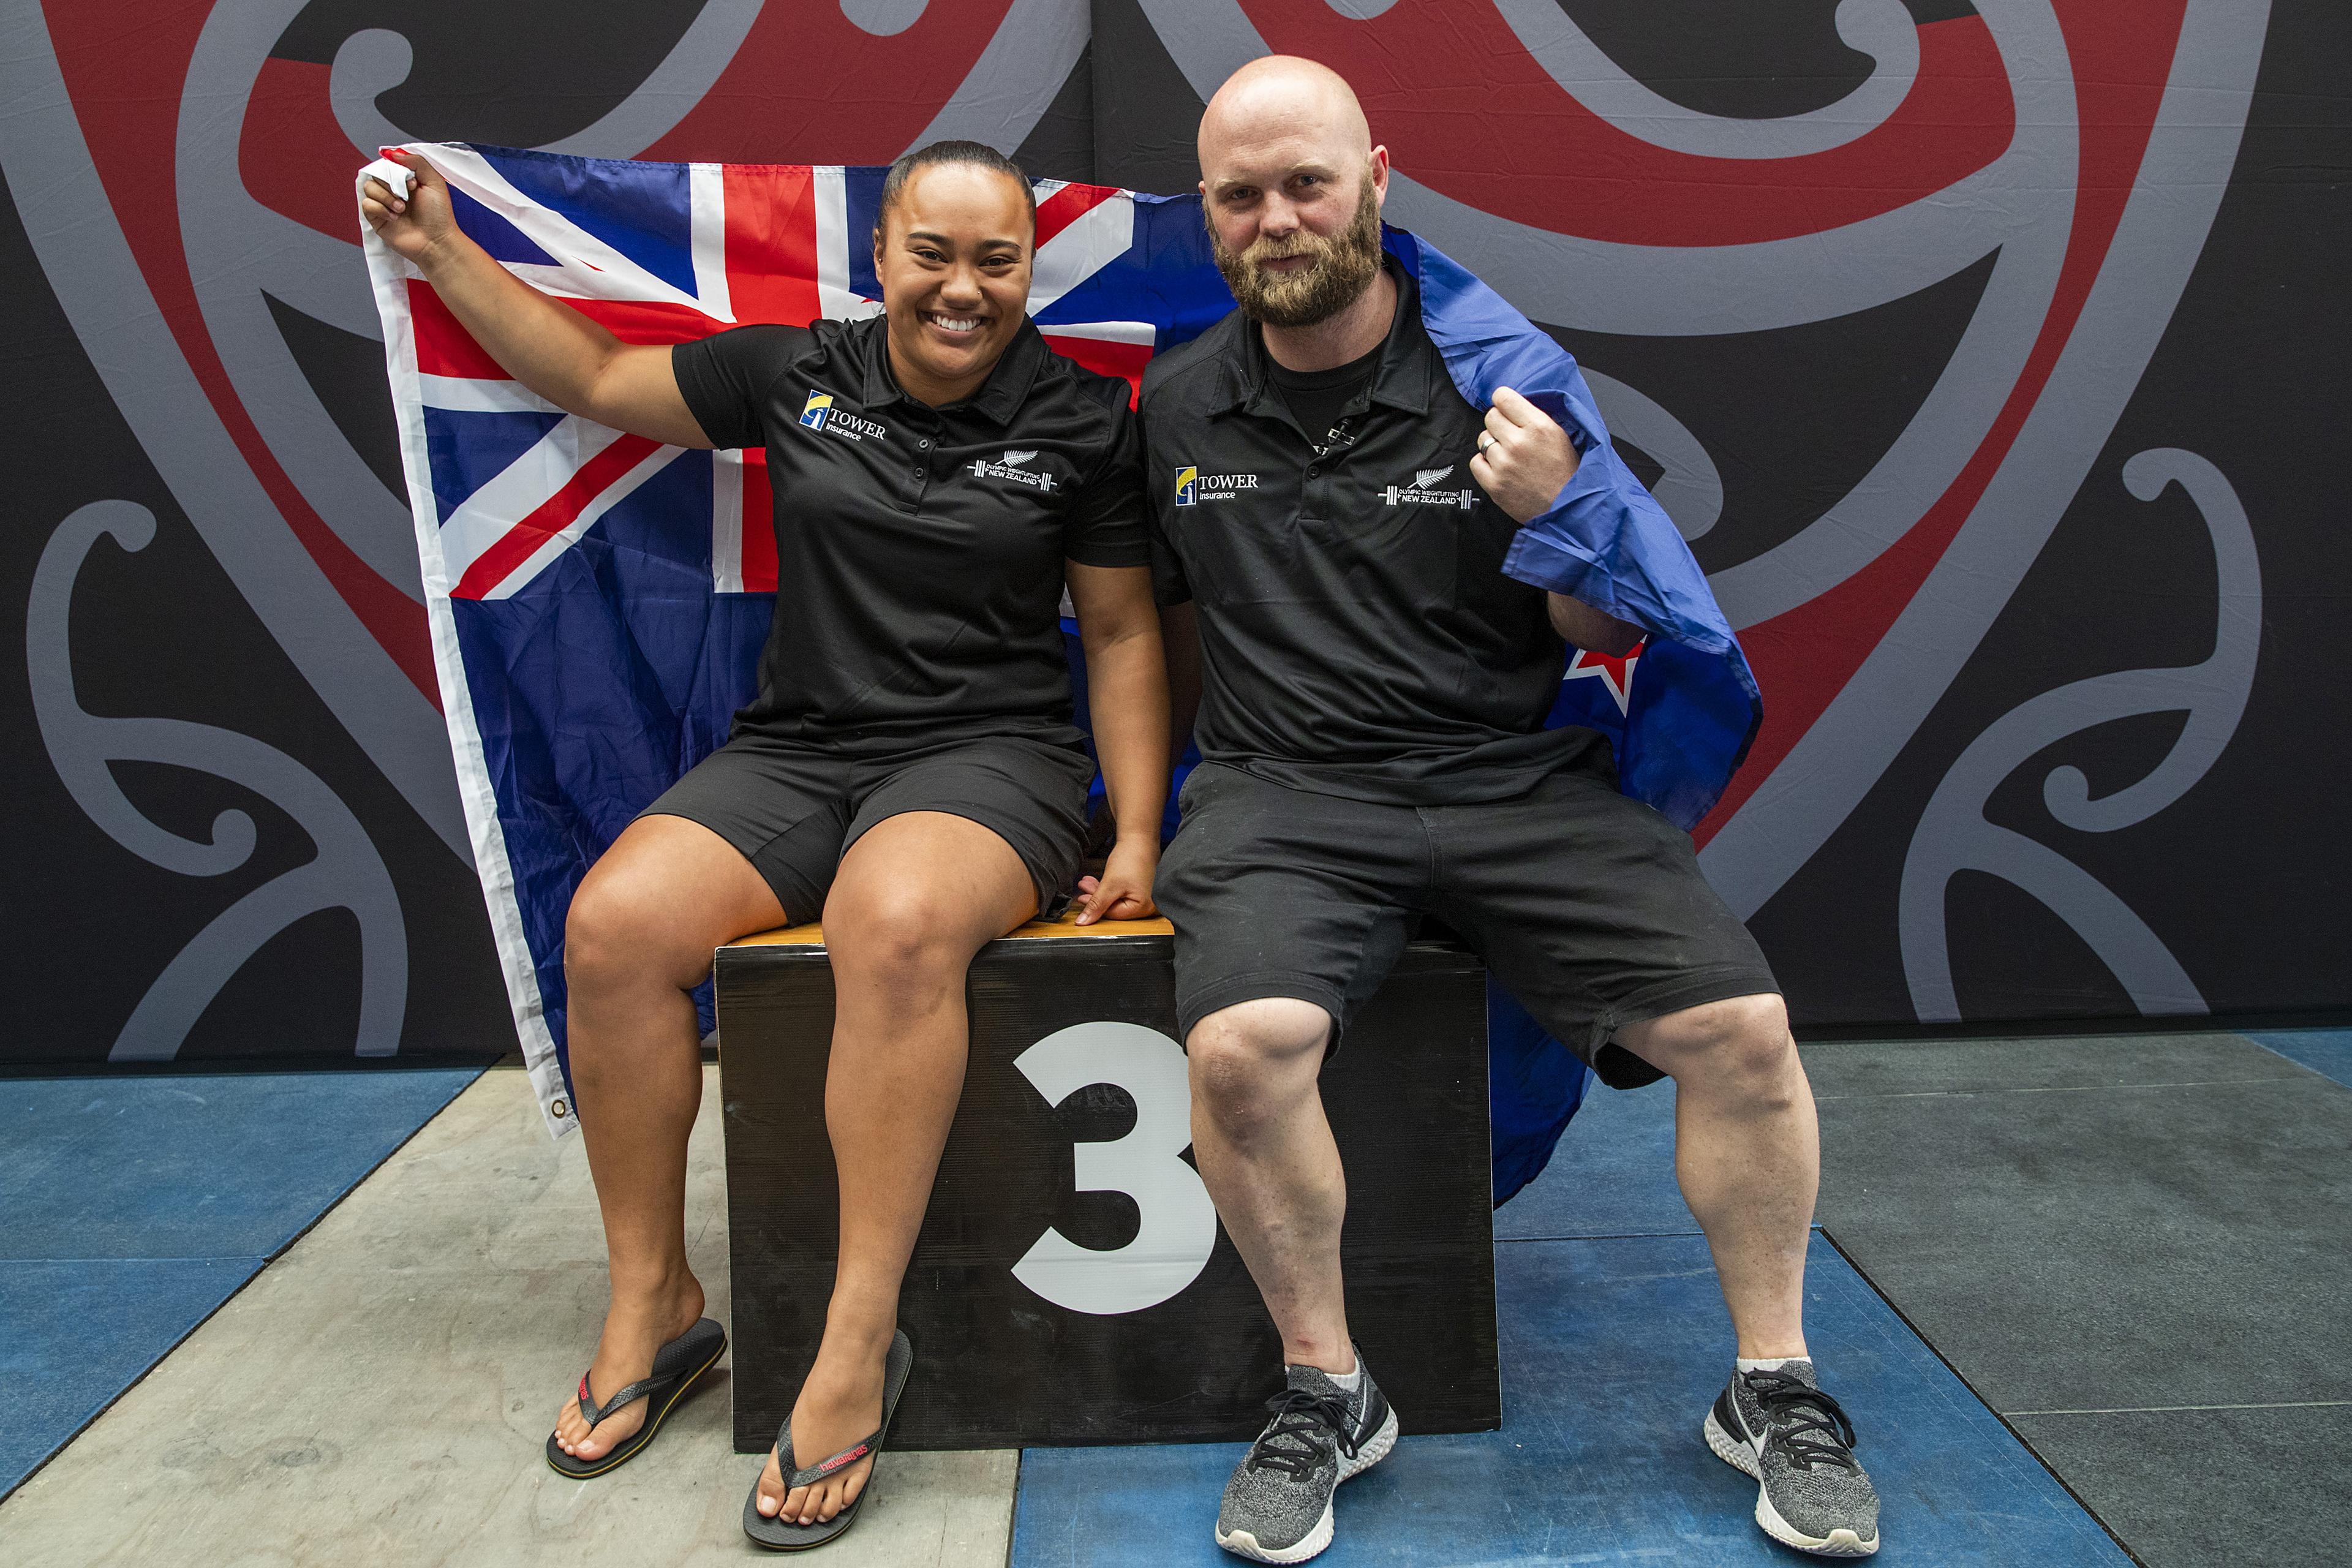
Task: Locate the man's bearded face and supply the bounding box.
[1211,172,1383,329]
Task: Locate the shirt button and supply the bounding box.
[913,467,926,480]
[1306,465,1320,478]
[918,438,932,450]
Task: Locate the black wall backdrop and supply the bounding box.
[2,0,2342,1067]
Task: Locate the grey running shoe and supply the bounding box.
[1215,1354,1399,1564]
[1703,1360,1881,1556]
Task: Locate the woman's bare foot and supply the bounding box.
[551,1268,706,1461]
[750,1317,894,1527]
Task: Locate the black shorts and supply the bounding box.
[639,731,1096,924]
[1153,761,1780,1090]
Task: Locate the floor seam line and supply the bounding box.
[2008,1400,2352,1416]
[0,1254,271,1265]
[1813,1077,2299,1101]
[1494,1230,1703,1243]
[1495,1227,1821,1245]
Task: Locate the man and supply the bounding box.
[1142,58,1880,1563]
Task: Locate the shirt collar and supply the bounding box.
[1214,254,1434,421]
[857,313,1046,429]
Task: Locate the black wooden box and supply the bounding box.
[713,916,1497,1452]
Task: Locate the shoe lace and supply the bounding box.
[1747,1373,1861,1473]
[1245,1387,1355,1478]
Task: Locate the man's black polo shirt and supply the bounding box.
[1142,260,1607,805]
[673,314,1147,752]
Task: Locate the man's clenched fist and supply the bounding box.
[1469,385,1579,524]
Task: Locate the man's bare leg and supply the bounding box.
[752,812,1039,1526]
[1616,993,1817,1358]
[1185,998,1356,1376]
[551,815,785,1461]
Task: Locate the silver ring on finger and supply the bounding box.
[1477,431,1495,454]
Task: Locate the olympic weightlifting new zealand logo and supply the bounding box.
[968,448,1058,493]
[1380,465,1475,509]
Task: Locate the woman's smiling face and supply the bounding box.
[873,162,1034,406]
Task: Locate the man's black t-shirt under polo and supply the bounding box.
[1142,259,1608,806]
[672,313,1148,752]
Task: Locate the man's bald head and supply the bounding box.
[1199,56,1371,183]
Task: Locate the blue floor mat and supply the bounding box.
[1494,1076,1690,1240]
[0,1069,482,1496]
[1012,1235,2127,1566]
[0,1070,483,1260]
[2245,1028,2352,1091]
[0,1257,259,1493]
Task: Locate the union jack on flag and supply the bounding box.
[361,146,1757,1200]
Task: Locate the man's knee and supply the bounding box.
[1186,998,1331,1133]
[1630,993,1796,1096]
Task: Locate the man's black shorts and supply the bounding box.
[1153,761,1779,1090]
[639,731,1096,924]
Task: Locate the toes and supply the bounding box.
[554,1400,586,1453]
[579,1409,639,1460]
[803,1464,864,1523]
[756,1450,786,1518]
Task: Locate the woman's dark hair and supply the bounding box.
[872,140,1037,247]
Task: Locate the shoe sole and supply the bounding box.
[1214,1405,1400,1565]
[1703,1409,1879,1558]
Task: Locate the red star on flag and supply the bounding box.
[1563,638,1646,715]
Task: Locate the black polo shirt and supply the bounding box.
[673,314,1147,752]
[1142,260,1607,805]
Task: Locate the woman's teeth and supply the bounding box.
[925,313,982,333]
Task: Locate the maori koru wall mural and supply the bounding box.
[2,0,2342,1071]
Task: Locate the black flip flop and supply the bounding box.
[742,1330,915,1551]
[544,1317,727,1479]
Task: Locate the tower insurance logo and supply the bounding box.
[1173,465,1259,506]
[799,389,888,443]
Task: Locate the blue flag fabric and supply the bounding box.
[363,149,1758,1202]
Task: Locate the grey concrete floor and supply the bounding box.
[1806,1031,2352,1568]
[0,1065,1016,1567]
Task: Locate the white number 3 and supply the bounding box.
[1011,1022,1219,1315]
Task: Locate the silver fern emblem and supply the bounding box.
[1001,449,1038,467]
[1415,466,1453,489]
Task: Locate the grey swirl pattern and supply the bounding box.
[1901,450,2259,1019]
[27,500,409,1060]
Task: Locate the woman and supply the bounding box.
[364,140,1168,1550]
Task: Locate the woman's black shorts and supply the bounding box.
[638,730,1096,924]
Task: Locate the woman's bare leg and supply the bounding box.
[750,812,1038,1525]
[551,815,783,1461]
